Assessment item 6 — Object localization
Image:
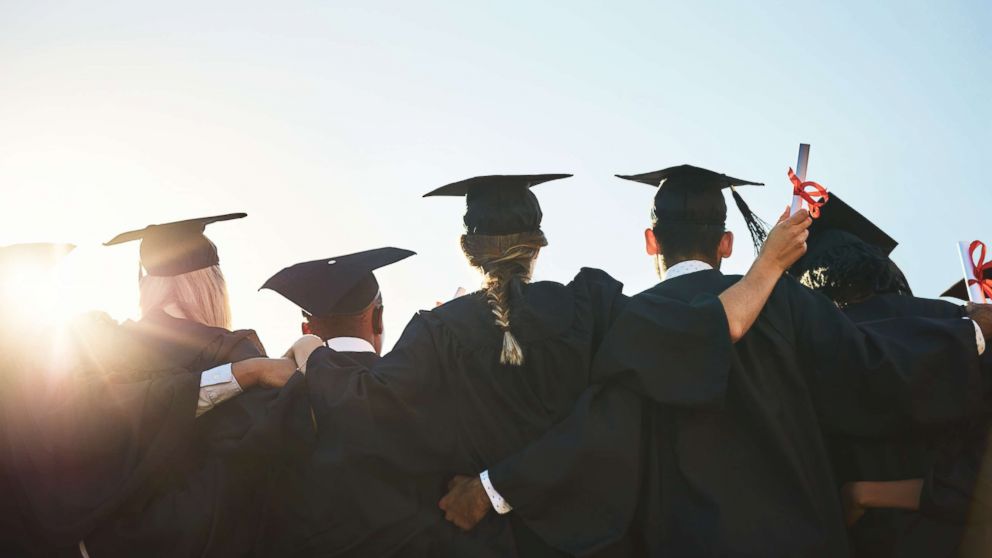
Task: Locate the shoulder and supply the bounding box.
[228,329,267,358]
[569,267,623,290]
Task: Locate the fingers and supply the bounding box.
[776,205,791,224]
[785,208,811,229]
[440,507,472,531]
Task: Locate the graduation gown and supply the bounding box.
[1,311,312,557]
[259,350,502,558]
[595,271,982,557]
[834,294,992,558]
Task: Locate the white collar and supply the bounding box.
[662,260,713,282]
[324,336,377,353]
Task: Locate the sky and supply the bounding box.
[1,0,990,353]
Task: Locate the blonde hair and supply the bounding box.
[139,265,232,330]
[460,231,546,366]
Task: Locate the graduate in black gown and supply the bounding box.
[0,242,78,557]
[0,215,310,557]
[257,247,491,556]
[787,193,992,558]
[601,165,992,557]
[290,173,806,557]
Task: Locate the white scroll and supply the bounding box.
[957,241,988,303]
[790,143,812,216]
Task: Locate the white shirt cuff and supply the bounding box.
[479,470,513,514]
[196,363,242,418]
[972,319,986,355]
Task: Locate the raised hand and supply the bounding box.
[757,207,812,274]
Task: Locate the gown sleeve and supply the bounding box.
[783,277,985,435]
[486,380,644,556]
[485,288,734,555]
[305,313,459,474]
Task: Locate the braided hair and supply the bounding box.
[460,231,547,366]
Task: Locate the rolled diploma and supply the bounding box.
[957,241,987,303]
[790,143,811,216]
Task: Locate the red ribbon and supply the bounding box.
[968,240,992,302]
[788,168,830,218]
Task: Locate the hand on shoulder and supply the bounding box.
[282,334,325,372]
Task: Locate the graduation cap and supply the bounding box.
[423,174,571,236]
[789,193,912,300]
[942,280,969,301]
[260,247,415,317]
[615,164,768,252]
[104,213,246,276]
[792,193,897,273]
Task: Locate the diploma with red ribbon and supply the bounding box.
[788,143,829,218]
[958,240,992,303]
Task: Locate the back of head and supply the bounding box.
[461,231,546,366]
[428,173,567,367]
[652,222,727,269]
[304,292,384,347]
[139,264,232,330]
[791,230,912,306]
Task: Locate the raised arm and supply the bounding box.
[719,207,811,341]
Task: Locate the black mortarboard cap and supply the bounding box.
[792,193,897,273]
[260,247,415,317]
[104,213,246,276]
[423,174,571,235]
[616,164,768,252]
[942,280,969,301]
[805,193,896,255]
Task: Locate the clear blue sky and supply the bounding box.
[2,0,990,352]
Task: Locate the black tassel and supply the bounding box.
[731,188,769,254]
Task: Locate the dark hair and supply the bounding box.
[793,242,912,306]
[652,223,726,265]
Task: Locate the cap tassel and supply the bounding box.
[731,187,769,254]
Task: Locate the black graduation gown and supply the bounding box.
[2,311,312,557]
[824,294,990,558]
[259,350,501,558]
[599,271,983,557]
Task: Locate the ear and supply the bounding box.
[644,228,660,256]
[719,231,734,260]
[301,322,312,336]
[372,306,385,335]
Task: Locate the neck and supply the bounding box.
[321,327,374,346]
